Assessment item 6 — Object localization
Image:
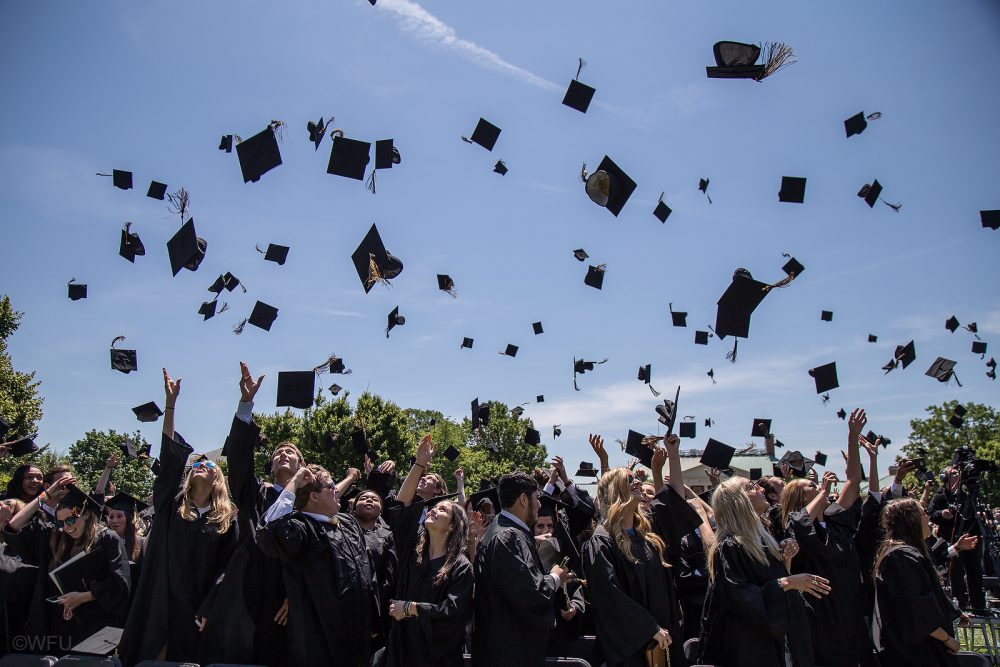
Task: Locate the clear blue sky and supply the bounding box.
[1,0,998,477]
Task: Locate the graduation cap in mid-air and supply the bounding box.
[778,176,807,203]
[328,135,371,181]
[437,274,457,298]
[982,210,1000,230]
[987,357,997,380]
[532,321,543,335]
[232,301,279,334]
[814,451,828,467]
[581,156,636,217]
[751,418,772,437]
[470,399,491,433]
[563,58,596,113]
[96,169,133,190]
[147,180,167,200]
[110,336,137,374]
[883,340,916,373]
[5,433,38,458]
[166,219,207,276]
[67,279,87,301]
[461,337,474,349]
[653,192,672,223]
[219,134,234,152]
[926,357,962,386]
[808,362,839,394]
[573,356,608,390]
[844,111,882,138]
[462,118,501,151]
[705,40,796,81]
[553,425,561,439]
[655,388,680,432]
[972,341,988,357]
[679,420,696,439]
[781,255,805,279]
[500,344,518,358]
[259,243,290,265]
[119,222,146,263]
[700,438,736,470]
[946,315,961,333]
[694,330,710,345]
[132,402,163,423]
[386,306,406,338]
[572,249,589,262]
[575,461,598,477]
[584,264,606,290]
[351,224,404,293]
[669,303,687,327]
[623,430,654,467]
[837,408,847,420]
[306,116,328,150]
[313,353,353,376]
[868,334,878,343]
[525,427,541,446]
[236,122,283,183]
[949,404,967,428]
[276,371,316,410]
[858,179,883,208]
[821,310,834,322]
[699,178,712,203]
[366,139,401,193]
[493,160,507,176]
[637,364,660,396]
[198,299,223,321]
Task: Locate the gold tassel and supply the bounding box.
[366,253,390,290]
[758,42,797,80]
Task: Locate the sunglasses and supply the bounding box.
[55,509,81,528]
[191,460,217,469]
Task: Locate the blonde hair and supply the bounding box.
[596,468,668,567]
[779,478,815,528]
[177,461,236,533]
[49,509,100,568]
[707,477,782,581]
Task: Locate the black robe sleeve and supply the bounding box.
[224,415,263,519]
[649,486,702,562]
[715,540,789,640]
[414,557,474,631]
[153,431,193,514]
[786,508,823,561]
[87,530,132,618]
[877,547,958,645]
[257,513,307,562]
[493,529,557,629]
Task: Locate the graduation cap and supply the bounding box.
[749,467,763,480]
[926,358,961,386]
[572,249,589,262]
[110,337,137,374]
[470,398,490,430]
[949,404,967,428]
[351,224,403,293]
[147,181,167,200]
[314,353,353,376]
[679,421,696,438]
[119,222,146,263]
[864,431,890,449]
[778,450,813,474]
[259,243,290,265]
[669,303,687,327]
[469,485,500,511]
[584,264,606,290]
[562,58,596,113]
[510,406,526,418]
[329,384,343,396]
[105,492,148,516]
[537,395,545,403]
[500,344,518,358]
[707,368,716,384]
[623,429,654,467]
[704,418,714,428]
[233,301,279,334]
[694,330,710,345]
[97,169,132,190]
[276,371,316,410]
[167,219,207,276]
[638,364,661,397]
[837,408,847,420]
[781,255,805,278]
[236,123,283,183]
[575,461,598,477]
[946,316,960,333]
[655,389,679,431]
[821,310,833,322]
[706,40,796,80]
[118,435,141,459]
[972,341,988,357]
[461,337,474,349]
[437,274,457,298]
[883,341,916,373]
[700,438,736,469]
[67,279,87,301]
[463,118,501,151]
[751,418,772,437]
[965,323,979,336]
[386,306,405,338]
[198,300,220,321]
[132,401,163,423]
[868,334,878,343]
[652,192,672,223]
[58,484,103,514]
[779,176,807,204]
[493,160,508,176]
[715,269,770,340]
[808,362,839,393]
[219,134,234,152]
[698,178,712,204]
[573,356,608,390]
[211,272,242,293]
[532,322,544,335]
[981,210,1000,230]
[553,425,561,439]
[438,444,460,463]
[814,451,828,467]
[328,135,371,181]
[844,111,881,138]
[858,179,883,208]
[350,424,370,456]
[6,433,38,457]
[525,427,541,445]
[987,357,997,380]
[374,139,400,169]
[306,117,328,150]
[581,156,636,216]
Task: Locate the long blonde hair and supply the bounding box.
[596,468,668,567]
[49,509,100,568]
[779,478,816,529]
[177,461,236,533]
[707,477,782,581]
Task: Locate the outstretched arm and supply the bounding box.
[838,408,865,508]
[162,368,181,441]
[397,434,434,507]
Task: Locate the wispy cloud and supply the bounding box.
[311,308,365,318]
[374,0,561,93]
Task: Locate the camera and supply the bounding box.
[952,445,997,486]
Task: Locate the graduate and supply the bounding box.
[353,483,398,651]
[582,467,676,667]
[534,496,587,658]
[471,471,572,667]
[118,369,240,665]
[5,478,130,648]
[103,491,147,593]
[2,464,43,504]
[698,476,828,667]
[778,408,866,667]
[257,463,376,667]
[873,498,966,666]
[378,434,473,667]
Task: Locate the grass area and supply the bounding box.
[956,622,999,659]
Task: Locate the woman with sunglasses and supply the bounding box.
[119,369,239,666]
[6,478,130,647]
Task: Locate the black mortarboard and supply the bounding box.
[119,435,141,459]
[351,224,404,293]
[132,401,163,423]
[700,438,736,469]
[329,384,343,396]
[575,461,598,477]
[966,322,979,334]
[470,398,490,430]
[624,430,653,467]
[972,341,988,356]
[653,193,672,223]
[837,408,847,420]
[778,450,813,473]
[781,257,805,278]
[119,224,146,263]
[219,134,233,152]
[386,306,405,338]
[563,79,596,113]
[532,322,543,335]
[222,272,240,292]
[443,445,460,462]
[695,330,709,345]
[858,179,882,208]
[778,176,807,204]
[307,117,326,150]
[982,210,1000,230]
[699,178,710,197]
[501,344,518,358]
[327,136,371,180]
[150,458,161,475]
[351,426,369,455]
[750,467,763,480]
[638,364,652,384]
[198,300,218,321]
[147,181,167,200]
[868,334,878,343]
[208,275,226,294]
[553,425,561,439]
[110,169,132,190]
[704,418,714,427]
[511,406,525,418]
[68,280,87,301]
[263,243,289,265]
[926,357,959,384]
[461,337,474,349]
[950,405,966,428]
[110,338,137,374]
[584,264,605,290]
[821,310,833,322]
[583,156,636,217]
[167,219,207,276]
[946,316,960,333]
[715,271,769,339]
[573,249,589,262]
[895,341,917,369]
[236,126,282,183]
[244,301,278,332]
[492,160,508,175]
[536,395,545,402]
[276,371,315,410]
[679,421,696,438]
[808,362,839,393]
[466,118,501,151]
[669,303,687,327]
[105,492,148,515]
[525,427,541,445]
[58,485,103,514]
[751,418,772,437]
[469,486,500,510]
[374,139,399,169]
[705,41,764,79]
[7,434,38,457]
[573,357,607,390]
[814,451,828,466]
[844,112,868,138]
[438,274,456,295]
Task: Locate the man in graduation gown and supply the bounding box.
[471,472,572,667]
[258,463,376,667]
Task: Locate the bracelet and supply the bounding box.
[404,601,412,617]
[164,407,175,411]
[412,462,426,471]
[38,491,48,504]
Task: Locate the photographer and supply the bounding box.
[927,465,985,611]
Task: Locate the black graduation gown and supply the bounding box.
[199,415,288,666]
[698,536,814,667]
[257,511,376,667]
[855,491,887,612]
[874,546,960,667]
[118,432,240,666]
[3,510,55,566]
[471,513,557,667]
[676,528,709,641]
[648,485,702,567]
[785,502,868,666]
[5,526,130,649]
[364,521,398,648]
[582,526,681,667]
[0,550,37,655]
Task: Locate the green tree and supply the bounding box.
[66,429,155,499]
[903,401,1000,505]
[460,401,549,489]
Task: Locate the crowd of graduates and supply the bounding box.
[0,362,996,667]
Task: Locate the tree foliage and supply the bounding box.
[66,430,155,500]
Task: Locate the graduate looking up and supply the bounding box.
[471,471,573,667]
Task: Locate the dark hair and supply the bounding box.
[758,476,783,505]
[873,498,932,576]
[43,466,73,486]
[294,465,331,510]
[4,464,43,502]
[415,501,469,586]
[499,472,537,509]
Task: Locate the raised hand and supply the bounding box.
[859,433,879,458]
[239,361,266,402]
[364,455,374,475]
[106,452,120,469]
[344,467,360,482]
[588,434,608,465]
[46,475,76,503]
[820,471,838,494]
[651,446,667,471]
[291,466,316,490]
[416,434,435,467]
[954,534,978,552]
[780,463,793,480]
[848,408,867,437]
[163,368,181,405]
[780,538,800,567]
[664,434,680,451]
[378,460,396,476]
